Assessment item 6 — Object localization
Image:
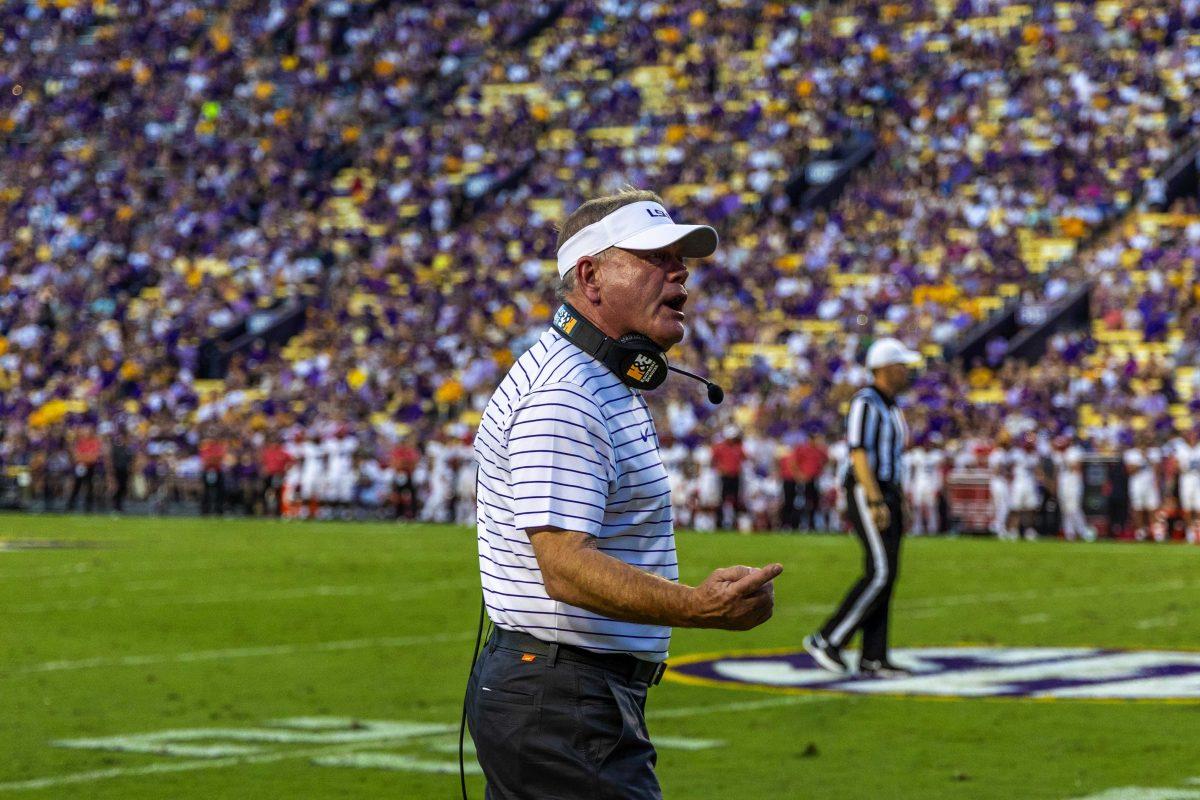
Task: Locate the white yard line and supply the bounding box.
[647,695,831,720]
[894,578,1195,615]
[0,738,407,793]
[0,695,827,792]
[9,631,475,675]
[5,578,476,615]
[777,579,1194,621]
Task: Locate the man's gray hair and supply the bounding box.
[555,187,665,298]
[556,268,577,301]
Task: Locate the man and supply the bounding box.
[466,189,782,800]
[1125,430,1162,541]
[987,435,1012,539]
[420,427,455,523]
[452,425,478,526]
[1053,438,1091,542]
[388,433,420,520]
[777,442,800,530]
[659,431,693,529]
[824,435,849,531]
[907,433,944,535]
[692,439,721,531]
[298,429,324,519]
[793,433,829,530]
[67,425,103,512]
[198,429,227,516]
[803,337,919,678]
[259,435,293,517]
[1174,428,1200,543]
[711,426,746,529]
[109,433,133,513]
[1009,434,1041,540]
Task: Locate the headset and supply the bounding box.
[550,302,724,404]
[459,303,723,799]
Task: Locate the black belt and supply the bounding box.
[491,627,667,686]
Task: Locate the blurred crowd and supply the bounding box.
[2,1,1200,524]
[9,415,1199,547]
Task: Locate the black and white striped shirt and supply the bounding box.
[844,386,908,486]
[473,328,676,662]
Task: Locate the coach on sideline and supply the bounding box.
[804,338,920,678]
[466,188,783,799]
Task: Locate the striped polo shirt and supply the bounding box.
[843,385,909,486]
[473,327,676,662]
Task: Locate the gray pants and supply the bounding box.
[465,632,661,799]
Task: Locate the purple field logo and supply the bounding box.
[666,647,1200,701]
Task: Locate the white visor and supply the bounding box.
[555,201,718,278]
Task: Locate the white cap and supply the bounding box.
[865,337,923,370]
[556,200,718,278]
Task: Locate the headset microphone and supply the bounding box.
[668,365,724,404]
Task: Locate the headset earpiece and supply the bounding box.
[614,334,668,391]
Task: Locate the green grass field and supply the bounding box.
[2,515,1199,799]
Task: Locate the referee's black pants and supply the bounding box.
[819,481,903,662]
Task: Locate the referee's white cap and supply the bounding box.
[865,337,923,370]
[555,200,718,277]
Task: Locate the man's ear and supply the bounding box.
[574,255,603,304]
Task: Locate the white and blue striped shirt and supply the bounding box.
[474,328,676,661]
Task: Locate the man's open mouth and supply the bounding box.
[662,294,687,313]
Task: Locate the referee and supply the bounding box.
[466,188,783,800]
[803,338,920,678]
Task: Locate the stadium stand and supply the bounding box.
[2,1,1199,539]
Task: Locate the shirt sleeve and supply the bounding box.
[846,395,868,449]
[507,384,616,536]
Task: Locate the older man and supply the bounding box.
[466,188,782,799]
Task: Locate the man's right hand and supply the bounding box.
[869,499,890,531]
[690,563,783,630]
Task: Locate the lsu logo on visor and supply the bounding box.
[626,353,659,383]
[553,306,577,334]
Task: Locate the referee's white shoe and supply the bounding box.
[858,659,913,679]
[803,633,849,674]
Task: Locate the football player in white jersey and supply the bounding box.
[453,433,478,527]
[659,432,692,529]
[299,429,325,519]
[739,428,775,532]
[825,438,849,531]
[1174,428,1200,543]
[1053,438,1092,541]
[1009,435,1041,540]
[905,440,926,530]
[908,434,945,535]
[420,429,455,523]
[987,441,1012,539]
[282,429,305,518]
[1124,431,1163,541]
[323,425,357,518]
[692,442,720,532]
